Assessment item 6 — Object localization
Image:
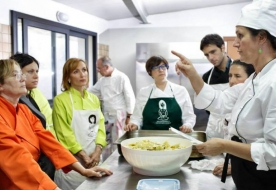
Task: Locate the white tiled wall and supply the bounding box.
[0,23,12,59]
[98,43,109,58]
[97,43,109,80]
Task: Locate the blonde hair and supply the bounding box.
[61,58,89,91]
[0,59,19,84]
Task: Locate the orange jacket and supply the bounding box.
[0,96,77,190]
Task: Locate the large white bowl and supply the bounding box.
[121,136,193,176]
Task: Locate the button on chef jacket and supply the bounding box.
[194,59,276,171]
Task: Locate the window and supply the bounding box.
[11,11,97,103]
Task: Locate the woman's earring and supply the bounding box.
[68,80,71,84]
[258,47,262,54]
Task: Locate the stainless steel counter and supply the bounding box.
[76,151,237,190]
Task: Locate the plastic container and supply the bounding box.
[136,179,180,190]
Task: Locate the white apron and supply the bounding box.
[54,93,101,190]
[206,67,230,139]
[99,75,127,143]
[104,110,126,143]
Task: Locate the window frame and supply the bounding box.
[11,11,98,98]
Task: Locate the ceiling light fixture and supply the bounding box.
[56,11,69,23]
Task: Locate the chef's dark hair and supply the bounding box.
[231,59,255,77]
[246,27,276,51]
[200,34,225,51]
[10,53,39,69]
[145,55,169,76]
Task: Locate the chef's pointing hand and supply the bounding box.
[171,50,204,95]
[171,50,198,78]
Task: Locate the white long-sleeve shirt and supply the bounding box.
[131,81,196,129]
[194,59,276,171]
[89,68,135,116]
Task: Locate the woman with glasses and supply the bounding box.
[10,53,57,180]
[0,59,112,190]
[124,55,196,133]
[53,58,108,189]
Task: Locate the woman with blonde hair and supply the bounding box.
[53,58,107,189]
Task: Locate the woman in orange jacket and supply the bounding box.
[0,59,112,190]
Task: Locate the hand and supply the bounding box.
[88,150,101,168]
[195,138,225,156]
[124,123,138,131]
[83,166,113,178]
[76,150,92,168]
[213,164,231,176]
[171,50,198,78]
[125,117,130,125]
[179,125,192,133]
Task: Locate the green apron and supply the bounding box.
[142,85,183,130]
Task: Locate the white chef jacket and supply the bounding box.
[194,59,276,171]
[131,81,196,129]
[89,68,135,117]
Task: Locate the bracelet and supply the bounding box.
[96,144,103,150]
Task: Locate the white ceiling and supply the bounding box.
[52,0,251,22]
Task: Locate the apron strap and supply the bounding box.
[221,135,242,183]
[69,92,75,110]
[207,57,232,85]
[221,153,230,183]
[169,85,175,97]
[207,67,215,84]
[149,84,174,98]
[69,90,93,110]
[148,88,153,99]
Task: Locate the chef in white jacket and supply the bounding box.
[172,0,276,188]
[89,56,135,142]
[206,60,255,141]
[124,55,196,132]
[212,59,255,177]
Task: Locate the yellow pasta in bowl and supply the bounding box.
[121,136,193,176]
[128,140,185,151]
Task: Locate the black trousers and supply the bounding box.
[230,136,276,190]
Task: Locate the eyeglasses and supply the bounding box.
[151,65,168,71]
[12,73,27,81]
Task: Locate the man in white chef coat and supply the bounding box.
[200,34,232,139]
[89,56,135,143]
